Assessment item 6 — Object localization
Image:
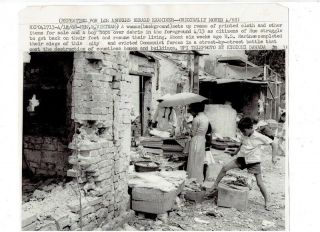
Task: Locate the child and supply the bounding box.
[211,117,278,210]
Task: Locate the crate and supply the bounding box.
[217,183,249,211]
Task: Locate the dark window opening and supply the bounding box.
[23,52,74,137]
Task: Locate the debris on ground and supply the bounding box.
[261,220,276,230]
[128,150,285,231]
[194,217,210,224]
[157,213,168,223]
[205,208,224,218]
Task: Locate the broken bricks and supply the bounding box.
[22,212,38,228]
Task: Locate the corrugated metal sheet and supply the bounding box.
[217,56,257,67]
[199,77,268,85]
[226,65,263,79]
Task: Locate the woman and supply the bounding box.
[187,102,209,183]
[152,97,177,136]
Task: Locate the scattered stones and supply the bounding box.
[205,208,223,218]
[157,213,168,223]
[32,190,47,200]
[176,211,187,217]
[154,220,163,226]
[123,223,137,231]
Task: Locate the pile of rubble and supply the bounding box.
[22,179,118,231]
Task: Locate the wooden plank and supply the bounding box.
[193,54,199,94]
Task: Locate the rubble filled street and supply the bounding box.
[125,150,285,231]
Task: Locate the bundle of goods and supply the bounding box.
[143,147,163,155]
[149,128,171,138]
[128,171,187,214]
[162,139,184,152]
[140,136,163,148]
[184,178,203,192]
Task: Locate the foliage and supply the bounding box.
[245,50,286,79]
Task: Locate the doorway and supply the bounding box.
[130,75,152,137]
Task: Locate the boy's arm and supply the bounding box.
[271,141,278,164]
[233,146,241,156]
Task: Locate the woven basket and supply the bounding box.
[134,161,160,172]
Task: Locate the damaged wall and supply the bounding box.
[22,51,132,231]
[23,136,70,176]
[66,51,131,230]
[23,53,74,176]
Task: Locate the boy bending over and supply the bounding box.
[211,117,277,210]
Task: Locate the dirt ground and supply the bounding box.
[125,149,286,231]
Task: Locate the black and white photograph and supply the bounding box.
[21,50,286,231]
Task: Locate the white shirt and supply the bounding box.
[152,106,177,132]
[238,131,273,164]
